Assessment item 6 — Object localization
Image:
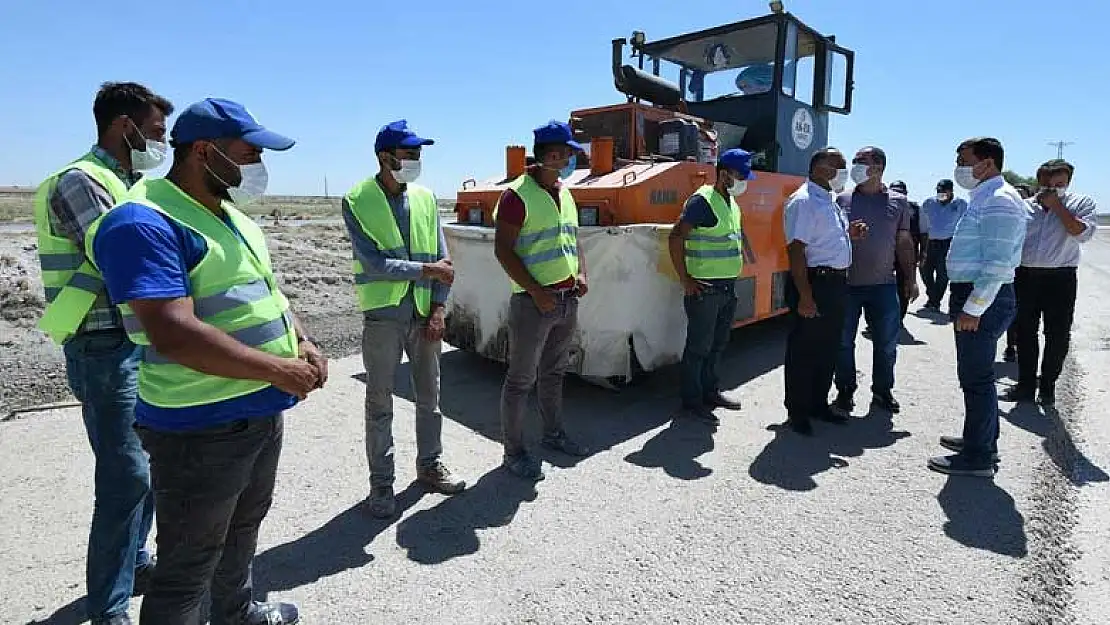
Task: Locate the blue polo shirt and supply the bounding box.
[93,202,297,431]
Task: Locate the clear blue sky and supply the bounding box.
[1,0,1106,211]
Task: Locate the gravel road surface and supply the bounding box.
[2,237,1108,625]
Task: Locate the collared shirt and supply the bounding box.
[837,186,910,286]
[48,145,142,335]
[920,196,968,240]
[1020,192,1098,268]
[946,175,1032,316]
[341,176,450,321]
[784,180,852,269]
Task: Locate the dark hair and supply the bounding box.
[957,137,1004,171]
[1036,158,1074,182]
[808,148,842,175]
[859,145,887,169]
[93,82,173,137]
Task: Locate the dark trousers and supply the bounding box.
[137,416,284,625]
[783,269,848,419]
[680,282,738,408]
[950,283,1016,464]
[921,238,952,307]
[835,283,901,395]
[1013,266,1078,390]
[894,261,910,320]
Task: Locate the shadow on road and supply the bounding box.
[253,483,426,599]
[898,325,928,346]
[748,408,911,491]
[937,476,1027,557]
[624,416,716,480]
[25,597,86,625]
[1002,403,1109,487]
[912,307,951,326]
[357,317,788,473]
[395,467,538,565]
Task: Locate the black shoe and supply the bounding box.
[1003,346,1017,363]
[1001,385,1035,403]
[814,407,849,424]
[243,601,299,625]
[679,405,720,426]
[831,390,854,417]
[786,415,813,435]
[704,391,742,410]
[132,558,156,597]
[927,454,996,478]
[938,435,1000,464]
[861,328,873,340]
[1038,385,1056,406]
[541,430,590,456]
[871,392,901,414]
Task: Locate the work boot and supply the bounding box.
[938,436,1000,463]
[541,430,590,457]
[1001,384,1035,403]
[1003,346,1017,363]
[704,391,742,411]
[503,452,545,481]
[871,391,901,414]
[417,460,467,494]
[1038,384,1056,407]
[242,601,299,625]
[927,454,996,478]
[365,485,396,519]
[830,390,854,417]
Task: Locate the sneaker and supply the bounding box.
[365,485,396,519]
[679,405,720,426]
[132,557,156,597]
[927,454,996,478]
[541,430,590,457]
[1001,385,1035,403]
[938,436,1000,463]
[417,460,467,494]
[871,392,901,414]
[503,453,545,481]
[831,390,854,417]
[243,601,299,625]
[1003,346,1017,363]
[1038,385,1056,406]
[704,391,742,410]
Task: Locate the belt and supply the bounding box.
[548,287,580,300]
[808,266,848,277]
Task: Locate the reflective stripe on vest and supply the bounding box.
[344,177,438,316]
[85,178,298,409]
[493,174,579,293]
[33,153,129,344]
[685,185,743,280]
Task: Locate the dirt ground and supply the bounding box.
[0,221,362,417]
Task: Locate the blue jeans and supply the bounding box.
[834,283,901,395]
[63,330,153,621]
[950,282,1017,464]
[681,282,737,408]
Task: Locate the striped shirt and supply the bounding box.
[47,146,142,334]
[946,175,1033,316]
[1021,192,1098,268]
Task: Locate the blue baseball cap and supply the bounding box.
[171,98,295,151]
[533,120,584,151]
[718,148,756,180]
[375,120,435,153]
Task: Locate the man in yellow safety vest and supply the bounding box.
[341,120,465,519]
[667,148,755,425]
[493,120,590,481]
[87,98,322,625]
[32,81,173,625]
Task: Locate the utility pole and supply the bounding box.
[324,175,329,199]
[1047,140,1074,160]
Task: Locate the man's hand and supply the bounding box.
[298,339,328,388]
[955,312,980,332]
[575,273,589,297]
[423,308,446,342]
[849,220,869,240]
[681,277,703,297]
[903,280,920,303]
[529,288,557,314]
[1038,189,1065,213]
[422,260,455,285]
[270,358,321,400]
[797,294,819,318]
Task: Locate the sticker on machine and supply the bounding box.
[791,108,814,150]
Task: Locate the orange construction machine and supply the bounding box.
[442,8,855,386]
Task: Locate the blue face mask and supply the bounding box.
[558,154,577,180]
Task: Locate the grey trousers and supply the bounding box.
[362,314,444,488]
[500,292,578,457]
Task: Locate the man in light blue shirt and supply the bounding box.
[919,179,968,310]
[928,137,1031,479]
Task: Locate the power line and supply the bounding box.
[1047,140,1074,160]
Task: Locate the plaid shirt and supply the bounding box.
[47,146,142,334]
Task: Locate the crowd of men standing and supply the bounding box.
[29,80,1099,624]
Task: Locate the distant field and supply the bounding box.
[0,190,457,222]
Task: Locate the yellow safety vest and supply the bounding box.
[685,185,743,280]
[493,174,579,293]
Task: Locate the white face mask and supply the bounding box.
[831,169,849,193]
[226,162,269,206]
[125,123,167,171]
[1052,185,1068,198]
[936,192,952,202]
[728,179,748,196]
[954,165,980,190]
[850,163,871,185]
[391,159,422,184]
